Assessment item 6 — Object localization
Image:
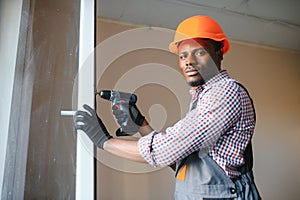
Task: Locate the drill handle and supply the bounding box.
[98,90,139,136]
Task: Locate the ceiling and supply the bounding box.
[97,0,300,52]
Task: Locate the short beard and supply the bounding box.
[188,79,204,87]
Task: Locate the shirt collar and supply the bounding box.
[189,70,229,96]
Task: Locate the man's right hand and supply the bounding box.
[112,100,145,136]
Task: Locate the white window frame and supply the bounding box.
[76,0,96,199]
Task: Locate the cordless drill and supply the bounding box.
[97,90,138,136]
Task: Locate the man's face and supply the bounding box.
[177,39,221,87]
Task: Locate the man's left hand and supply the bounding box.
[74,104,112,149]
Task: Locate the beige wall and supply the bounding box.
[224,43,300,199]
[96,18,300,200]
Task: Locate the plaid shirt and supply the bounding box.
[138,70,255,177]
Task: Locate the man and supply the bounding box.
[75,15,261,199]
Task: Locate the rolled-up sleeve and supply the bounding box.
[138,131,159,167]
[138,81,241,167]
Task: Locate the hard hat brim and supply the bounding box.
[169,37,230,54]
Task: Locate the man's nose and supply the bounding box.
[185,54,196,66]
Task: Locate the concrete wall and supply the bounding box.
[1,0,80,198]
[0,0,23,196]
[23,0,79,198]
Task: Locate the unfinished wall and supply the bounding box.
[0,0,23,197]
[2,0,80,199]
[96,18,300,200]
[23,0,80,198]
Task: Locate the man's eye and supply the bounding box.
[195,50,206,56]
[179,55,186,60]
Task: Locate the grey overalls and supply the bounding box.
[174,83,261,200]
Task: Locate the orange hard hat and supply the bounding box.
[169,15,230,54]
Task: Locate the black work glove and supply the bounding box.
[112,100,145,136]
[74,104,112,149]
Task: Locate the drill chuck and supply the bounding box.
[99,90,137,104]
[99,90,112,101]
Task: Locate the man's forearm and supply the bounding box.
[103,138,147,163]
[102,120,153,165]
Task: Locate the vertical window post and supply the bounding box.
[77,0,95,199]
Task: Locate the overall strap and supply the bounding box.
[235,82,256,174]
[236,82,256,121]
[175,95,199,177]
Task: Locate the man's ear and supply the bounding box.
[216,49,223,62]
[214,49,223,70]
